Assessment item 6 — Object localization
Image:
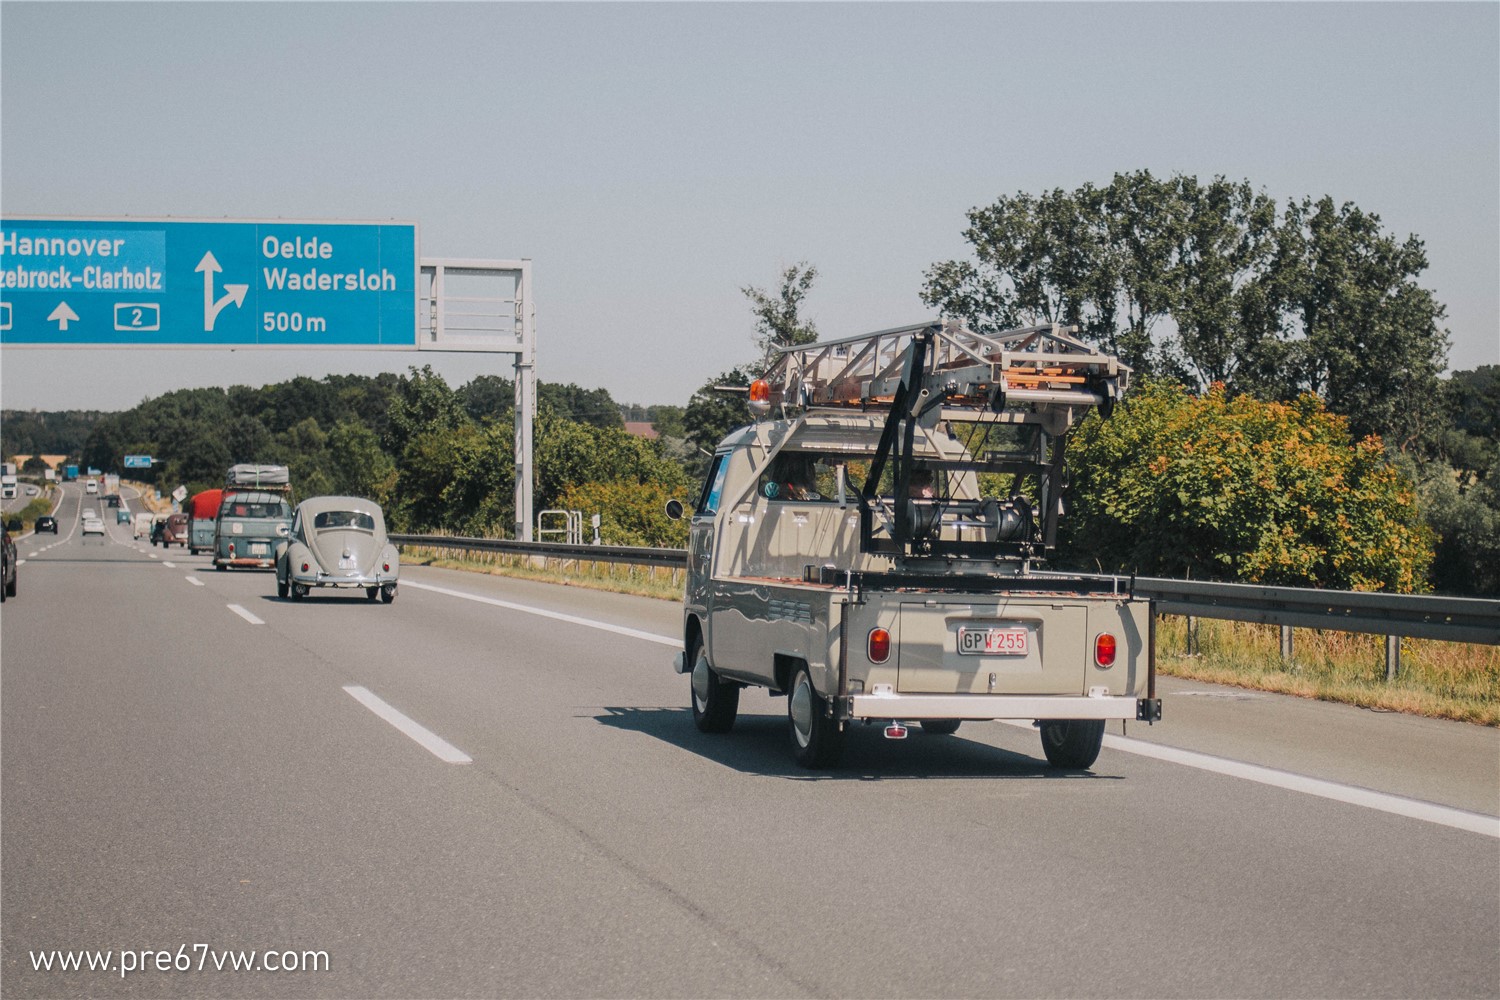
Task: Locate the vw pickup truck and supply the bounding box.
[668,320,1160,769]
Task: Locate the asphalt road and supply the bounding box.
[3,485,1497,998]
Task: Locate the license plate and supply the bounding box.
[250,542,268,555]
[957,627,1029,656]
[338,556,357,570]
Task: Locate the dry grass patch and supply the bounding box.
[401,544,683,601]
[1158,616,1500,726]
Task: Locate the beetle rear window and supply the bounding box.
[314,511,376,531]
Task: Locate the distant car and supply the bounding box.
[149,517,167,544]
[85,480,98,495]
[106,494,121,508]
[117,509,132,524]
[35,515,58,534]
[276,496,399,603]
[158,512,188,547]
[81,515,105,538]
[1,517,18,602]
[25,485,39,496]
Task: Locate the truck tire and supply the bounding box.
[1038,719,1105,769]
[788,663,844,768]
[689,635,738,733]
[920,719,961,735]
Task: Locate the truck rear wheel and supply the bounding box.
[920,719,961,735]
[788,663,844,768]
[1039,719,1105,769]
[689,635,738,733]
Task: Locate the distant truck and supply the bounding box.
[213,465,293,570]
[186,491,222,560]
[1,463,16,500]
[187,488,224,555]
[64,465,79,481]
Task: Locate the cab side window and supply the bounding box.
[759,452,836,502]
[695,454,730,516]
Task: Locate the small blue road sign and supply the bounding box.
[0,218,418,346]
[123,455,153,469]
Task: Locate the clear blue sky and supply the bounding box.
[2,1,1496,413]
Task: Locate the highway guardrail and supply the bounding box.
[391,534,1500,662]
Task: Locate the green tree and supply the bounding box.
[681,365,758,463]
[385,365,466,458]
[924,173,1452,451]
[1276,196,1449,449]
[325,420,397,505]
[1059,381,1433,592]
[744,262,819,365]
[1168,175,1282,389]
[558,478,690,547]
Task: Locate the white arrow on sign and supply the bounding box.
[195,252,249,332]
[48,302,80,331]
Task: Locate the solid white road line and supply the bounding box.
[402,579,681,647]
[997,719,1498,838]
[1105,731,1500,838]
[343,685,472,763]
[186,576,204,587]
[226,604,264,625]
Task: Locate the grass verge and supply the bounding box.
[400,543,1498,727]
[1158,616,1499,727]
[401,544,684,601]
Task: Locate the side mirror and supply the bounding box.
[664,499,684,521]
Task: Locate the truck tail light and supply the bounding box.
[228,542,235,557]
[868,627,891,663]
[1095,633,1118,668]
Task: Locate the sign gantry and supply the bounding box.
[1,217,537,540]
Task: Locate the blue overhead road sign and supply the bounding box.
[123,455,153,469]
[0,218,418,346]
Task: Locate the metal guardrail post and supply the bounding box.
[1279,625,1293,662]
[1385,635,1400,681]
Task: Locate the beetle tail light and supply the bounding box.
[1095,633,1118,668]
[383,562,390,572]
[868,627,891,663]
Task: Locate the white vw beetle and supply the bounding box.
[275,496,399,603]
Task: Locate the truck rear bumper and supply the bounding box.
[849,691,1161,722]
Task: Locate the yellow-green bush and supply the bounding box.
[1060,381,1433,591]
